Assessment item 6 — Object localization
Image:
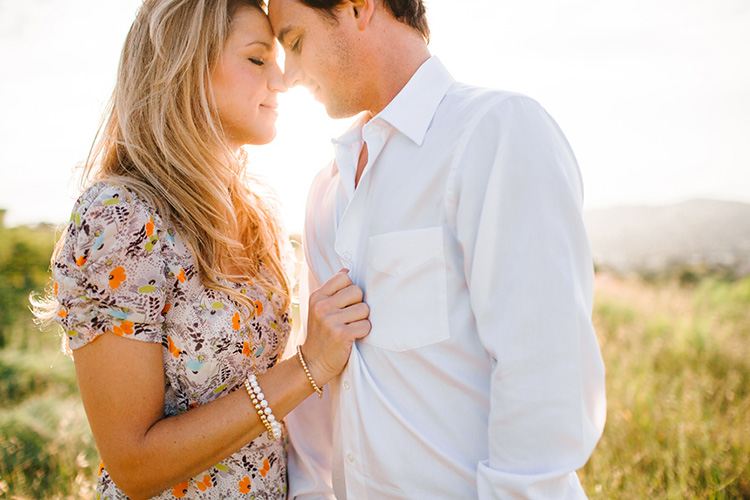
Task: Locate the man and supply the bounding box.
[268,0,607,498]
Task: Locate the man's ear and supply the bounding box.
[346,0,375,31]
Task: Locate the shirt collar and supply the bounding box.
[328,56,454,179]
[330,112,370,177]
[373,56,454,146]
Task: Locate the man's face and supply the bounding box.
[268,0,365,118]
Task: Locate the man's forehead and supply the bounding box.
[268,0,300,32]
[268,0,301,20]
[269,0,319,42]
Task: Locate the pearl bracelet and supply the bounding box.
[296,345,324,399]
[244,374,282,441]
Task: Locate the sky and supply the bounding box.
[1,0,749,232]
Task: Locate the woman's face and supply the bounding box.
[212,6,286,148]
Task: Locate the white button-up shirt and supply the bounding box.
[286,56,606,500]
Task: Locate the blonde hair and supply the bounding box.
[36,0,290,339]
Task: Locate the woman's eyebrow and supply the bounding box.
[244,41,273,49]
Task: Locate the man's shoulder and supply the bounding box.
[439,83,544,128]
[447,82,522,103]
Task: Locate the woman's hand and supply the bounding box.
[303,269,371,386]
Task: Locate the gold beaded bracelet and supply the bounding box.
[244,374,281,440]
[296,345,324,399]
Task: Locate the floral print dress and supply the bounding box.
[52,183,291,499]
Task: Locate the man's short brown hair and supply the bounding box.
[300,0,429,41]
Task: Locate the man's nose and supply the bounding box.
[284,57,303,88]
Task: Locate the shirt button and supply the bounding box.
[347,453,355,463]
[343,251,351,261]
[343,380,351,391]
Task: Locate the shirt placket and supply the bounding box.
[333,121,387,285]
[338,349,369,500]
[333,122,388,500]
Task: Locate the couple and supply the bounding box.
[47,0,606,498]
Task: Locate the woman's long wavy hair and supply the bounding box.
[36,0,291,336]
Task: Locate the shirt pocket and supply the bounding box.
[363,226,450,352]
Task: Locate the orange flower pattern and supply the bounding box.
[112,320,134,336]
[51,184,290,499]
[172,480,188,498]
[108,266,126,289]
[242,341,252,357]
[167,336,182,358]
[259,458,271,477]
[238,476,252,494]
[196,475,212,492]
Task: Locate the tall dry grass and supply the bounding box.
[580,274,750,499]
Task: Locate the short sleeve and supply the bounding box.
[52,184,168,350]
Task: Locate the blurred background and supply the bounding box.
[1,0,748,497]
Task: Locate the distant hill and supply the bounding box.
[583,200,750,277]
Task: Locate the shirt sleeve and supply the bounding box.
[285,204,336,500]
[52,185,167,350]
[452,96,607,499]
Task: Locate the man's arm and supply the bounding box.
[454,95,607,499]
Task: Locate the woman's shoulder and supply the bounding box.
[54,181,173,351]
[72,182,159,227]
[61,181,170,268]
[70,182,168,243]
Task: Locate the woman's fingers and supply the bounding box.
[310,284,367,326]
[315,269,352,297]
[331,284,364,308]
[338,302,370,326]
[347,319,371,339]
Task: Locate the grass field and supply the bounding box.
[0,224,98,498]
[0,223,748,498]
[579,274,750,499]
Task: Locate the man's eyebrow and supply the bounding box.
[276,26,295,45]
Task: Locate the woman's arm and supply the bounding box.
[74,270,369,500]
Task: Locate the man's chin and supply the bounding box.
[322,101,359,120]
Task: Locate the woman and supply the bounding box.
[37,0,370,498]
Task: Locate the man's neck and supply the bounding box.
[361,33,431,117]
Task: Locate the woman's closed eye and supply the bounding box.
[249,57,265,66]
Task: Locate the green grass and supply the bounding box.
[0,223,99,498]
[0,393,98,498]
[0,349,77,405]
[0,338,98,498]
[579,275,750,499]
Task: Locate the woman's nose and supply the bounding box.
[269,60,287,93]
